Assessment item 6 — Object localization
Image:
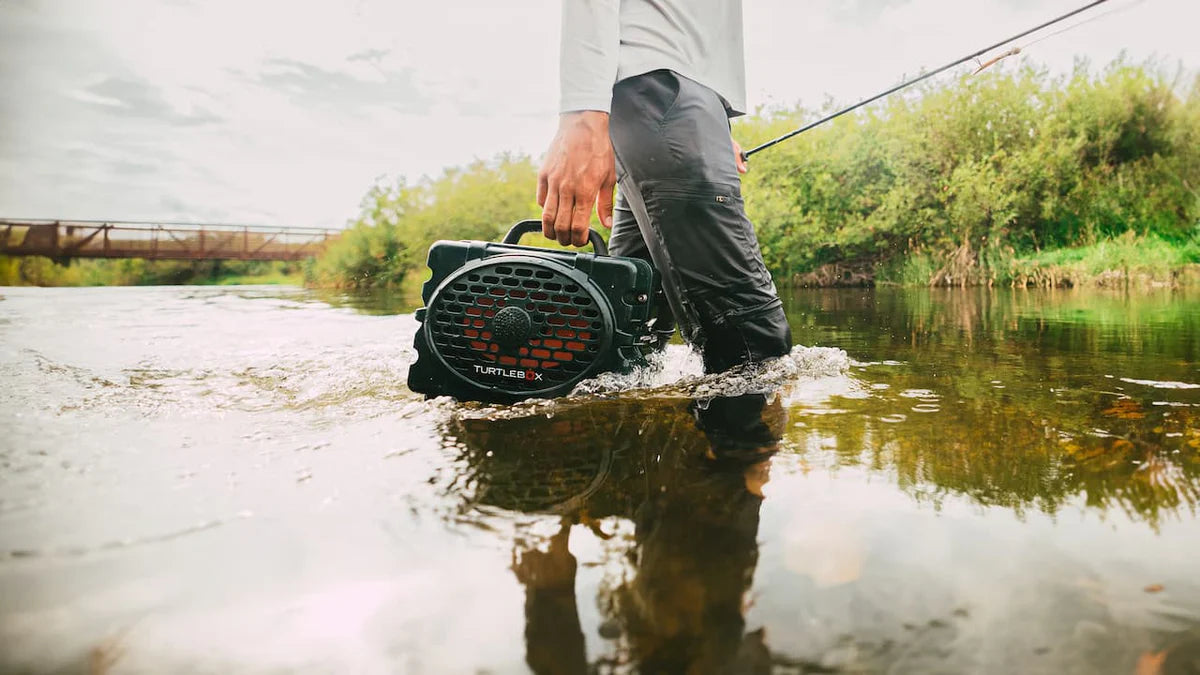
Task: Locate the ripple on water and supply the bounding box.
[4,511,256,561]
[1119,378,1200,390]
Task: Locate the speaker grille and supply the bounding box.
[426,261,608,393]
[457,419,615,513]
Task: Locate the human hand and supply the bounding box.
[733,138,748,174]
[538,111,617,244]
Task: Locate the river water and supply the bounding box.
[1,285,1198,674]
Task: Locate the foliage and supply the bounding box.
[0,256,301,287]
[308,154,543,289]
[736,59,1200,286]
[1004,230,1196,287]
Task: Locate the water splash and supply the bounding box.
[452,344,850,422]
[571,343,705,394]
[573,343,849,399]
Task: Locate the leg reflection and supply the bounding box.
[613,394,781,674]
[486,394,784,674]
[512,517,587,675]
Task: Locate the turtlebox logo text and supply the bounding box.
[473,364,543,382]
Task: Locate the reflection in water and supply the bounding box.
[308,287,425,316]
[446,395,785,673]
[784,374,1200,526]
[613,396,777,674]
[784,289,1200,527]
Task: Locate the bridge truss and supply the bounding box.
[0,219,340,262]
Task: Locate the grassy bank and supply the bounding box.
[0,256,304,287]
[873,232,1200,288]
[1003,234,1200,288]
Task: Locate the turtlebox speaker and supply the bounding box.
[408,220,658,403]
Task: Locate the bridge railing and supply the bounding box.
[0,219,341,261]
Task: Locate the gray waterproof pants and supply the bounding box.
[608,70,792,373]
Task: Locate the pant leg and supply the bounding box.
[608,70,792,373]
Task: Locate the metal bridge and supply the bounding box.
[0,219,340,261]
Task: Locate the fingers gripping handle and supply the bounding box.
[502,220,608,256]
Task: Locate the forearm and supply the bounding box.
[559,0,620,113]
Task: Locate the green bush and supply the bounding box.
[736,59,1200,285]
[309,154,542,289]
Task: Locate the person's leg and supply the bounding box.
[608,70,792,373]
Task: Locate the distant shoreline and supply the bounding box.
[3,253,1196,290]
[791,262,1200,289]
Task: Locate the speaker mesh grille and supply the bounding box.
[427,262,607,392]
[458,421,614,513]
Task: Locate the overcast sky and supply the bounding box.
[0,0,1196,228]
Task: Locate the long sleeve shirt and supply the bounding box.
[558,0,747,117]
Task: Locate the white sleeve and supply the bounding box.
[558,0,621,113]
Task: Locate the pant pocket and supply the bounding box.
[638,179,770,295]
[612,69,682,129]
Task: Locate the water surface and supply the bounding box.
[1,286,1198,674]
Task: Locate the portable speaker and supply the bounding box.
[408,220,658,403]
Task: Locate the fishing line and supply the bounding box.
[973,0,1147,74]
[743,0,1121,159]
[1021,0,1147,49]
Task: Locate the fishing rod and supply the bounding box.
[743,0,1116,159]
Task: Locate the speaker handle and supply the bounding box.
[501,220,608,256]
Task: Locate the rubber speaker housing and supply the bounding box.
[408,227,656,403]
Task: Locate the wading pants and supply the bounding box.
[608,70,792,373]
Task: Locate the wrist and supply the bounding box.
[558,110,609,131]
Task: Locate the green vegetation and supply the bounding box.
[0,256,302,286]
[737,59,1200,287]
[1003,231,1199,287]
[305,153,546,289]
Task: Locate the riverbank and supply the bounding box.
[0,256,304,287]
[795,234,1200,288]
[1003,236,1200,289]
[5,244,1197,290]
